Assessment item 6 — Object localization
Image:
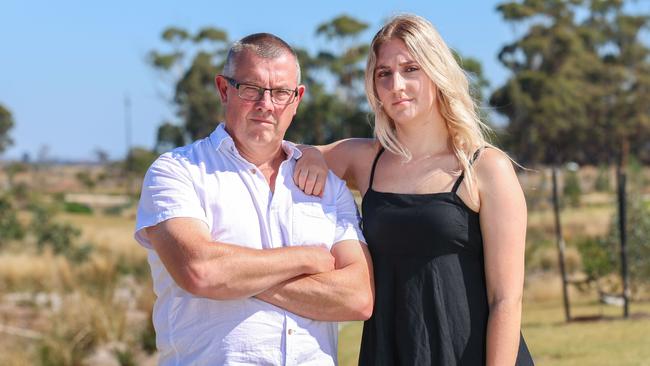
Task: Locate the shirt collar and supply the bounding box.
[209,122,302,161]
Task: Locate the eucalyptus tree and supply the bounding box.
[490,0,601,165]
[149,26,229,146]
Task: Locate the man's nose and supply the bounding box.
[255,90,274,110]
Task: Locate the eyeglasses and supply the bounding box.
[222,76,298,105]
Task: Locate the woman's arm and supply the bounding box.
[294,138,375,196]
[475,148,527,366]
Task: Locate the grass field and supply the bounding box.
[2,185,649,365]
[338,294,650,366]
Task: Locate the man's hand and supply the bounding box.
[256,240,374,321]
[294,146,329,197]
[302,244,336,274]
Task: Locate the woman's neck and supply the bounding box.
[395,113,451,160]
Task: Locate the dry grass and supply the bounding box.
[0,252,74,292]
[58,213,144,261]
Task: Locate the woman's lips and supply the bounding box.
[392,98,412,105]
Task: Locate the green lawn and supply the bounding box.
[338,298,650,366]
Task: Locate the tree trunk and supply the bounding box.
[552,166,571,322]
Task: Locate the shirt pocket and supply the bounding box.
[291,202,337,248]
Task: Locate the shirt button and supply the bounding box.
[288,329,294,335]
[250,168,256,174]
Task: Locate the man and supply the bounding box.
[135,33,374,365]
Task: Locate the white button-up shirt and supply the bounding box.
[135,123,365,366]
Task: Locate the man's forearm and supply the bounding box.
[255,244,374,321]
[147,219,336,301]
[178,243,335,300]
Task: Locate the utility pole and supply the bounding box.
[124,94,132,157]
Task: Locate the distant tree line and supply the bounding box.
[147,15,490,153]
[148,2,649,168]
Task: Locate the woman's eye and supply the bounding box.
[406,66,419,72]
[376,70,390,78]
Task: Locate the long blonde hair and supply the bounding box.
[365,14,495,193]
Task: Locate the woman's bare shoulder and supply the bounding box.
[473,147,520,191]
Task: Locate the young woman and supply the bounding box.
[295,14,534,365]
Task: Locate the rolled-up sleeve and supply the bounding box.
[134,153,208,249]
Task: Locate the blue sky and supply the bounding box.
[1,1,647,161]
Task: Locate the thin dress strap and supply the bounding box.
[368,147,385,191]
[451,147,486,194]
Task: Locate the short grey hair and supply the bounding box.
[222,33,301,84]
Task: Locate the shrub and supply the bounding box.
[593,165,611,192]
[576,236,616,281]
[29,204,89,262]
[563,169,582,207]
[0,195,23,245]
[598,196,650,292]
[63,202,93,215]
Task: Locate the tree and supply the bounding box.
[149,26,229,145]
[490,0,650,165]
[585,0,650,162]
[288,15,373,145]
[124,147,158,178]
[490,0,601,165]
[0,103,15,154]
[155,121,185,153]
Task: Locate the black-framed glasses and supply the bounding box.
[222,76,298,105]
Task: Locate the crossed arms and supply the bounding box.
[146,216,374,321]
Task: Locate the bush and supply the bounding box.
[576,236,616,281]
[63,202,93,215]
[594,165,611,192]
[30,204,84,260]
[599,195,650,292]
[0,195,23,244]
[563,169,582,207]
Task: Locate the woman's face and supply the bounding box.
[373,38,437,126]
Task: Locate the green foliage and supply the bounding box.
[29,203,93,263]
[563,169,582,207]
[0,195,24,244]
[316,15,368,39]
[140,316,157,355]
[0,103,15,154]
[150,16,489,147]
[576,236,616,280]
[63,201,93,215]
[491,0,650,165]
[75,171,96,191]
[149,26,229,143]
[31,204,81,255]
[599,194,650,289]
[114,349,136,366]
[155,122,185,153]
[124,147,158,178]
[594,165,611,191]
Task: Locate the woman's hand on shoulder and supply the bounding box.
[294,139,377,196]
[294,146,329,197]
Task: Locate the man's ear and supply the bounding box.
[296,84,306,101]
[292,85,307,116]
[215,75,229,103]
